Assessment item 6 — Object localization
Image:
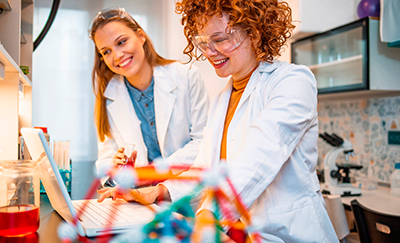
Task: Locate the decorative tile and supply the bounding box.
[317,96,400,183]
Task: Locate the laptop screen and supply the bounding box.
[21,127,86,235]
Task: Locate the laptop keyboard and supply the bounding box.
[73,200,149,226]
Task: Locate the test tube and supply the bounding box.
[59,141,64,170]
[53,141,59,169]
[64,141,70,171]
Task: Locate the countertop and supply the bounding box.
[340,184,400,216]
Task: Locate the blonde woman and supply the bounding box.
[89,7,208,195]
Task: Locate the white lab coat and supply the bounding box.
[166,61,338,242]
[95,62,209,183]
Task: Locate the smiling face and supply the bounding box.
[94,21,150,84]
[197,12,258,80]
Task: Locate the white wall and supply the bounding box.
[33,0,103,199]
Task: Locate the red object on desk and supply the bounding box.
[0,205,40,237]
[34,126,47,133]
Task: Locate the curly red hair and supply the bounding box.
[175,0,295,63]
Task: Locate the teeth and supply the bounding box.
[214,59,228,65]
[119,58,131,67]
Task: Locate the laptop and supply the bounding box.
[21,127,159,237]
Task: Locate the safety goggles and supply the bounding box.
[192,27,248,54]
[88,7,136,40]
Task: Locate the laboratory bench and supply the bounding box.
[36,194,63,243]
[2,185,399,243]
[341,184,400,216]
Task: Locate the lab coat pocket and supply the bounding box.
[267,197,325,242]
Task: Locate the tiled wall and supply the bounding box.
[317,96,400,183]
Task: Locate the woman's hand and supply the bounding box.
[97,184,171,204]
[111,147,137,167]
[97,186,135,202]
[111,148,158,187]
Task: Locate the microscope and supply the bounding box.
[319,133,362,196]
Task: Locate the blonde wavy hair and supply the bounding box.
[175,0,295,63]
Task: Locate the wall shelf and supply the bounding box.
[308,55,362,70]
[0,0,11,11]
[0,43,31,86]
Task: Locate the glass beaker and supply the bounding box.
[0,160,40,237]
[123,143,136,167]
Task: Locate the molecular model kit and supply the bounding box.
[57,159,261,243]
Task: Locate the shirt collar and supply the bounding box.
[232,64,259,91]
[125,77,155,101]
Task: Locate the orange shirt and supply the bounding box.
[220,69,256,160]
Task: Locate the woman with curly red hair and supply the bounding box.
[93,1,338,242]
[171,0,338,242]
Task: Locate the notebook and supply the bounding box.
[21,127,159,237]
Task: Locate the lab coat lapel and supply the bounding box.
[235,65,260,111]
[206,81,232,165]
[236,62,278,110]
[104,75,142,146]
[153,66,177,155]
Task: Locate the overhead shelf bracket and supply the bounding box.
[0,0,11,12]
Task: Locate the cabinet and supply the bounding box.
[0,0,34,160]
[278,0,357,65]
[291,17,400,100]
